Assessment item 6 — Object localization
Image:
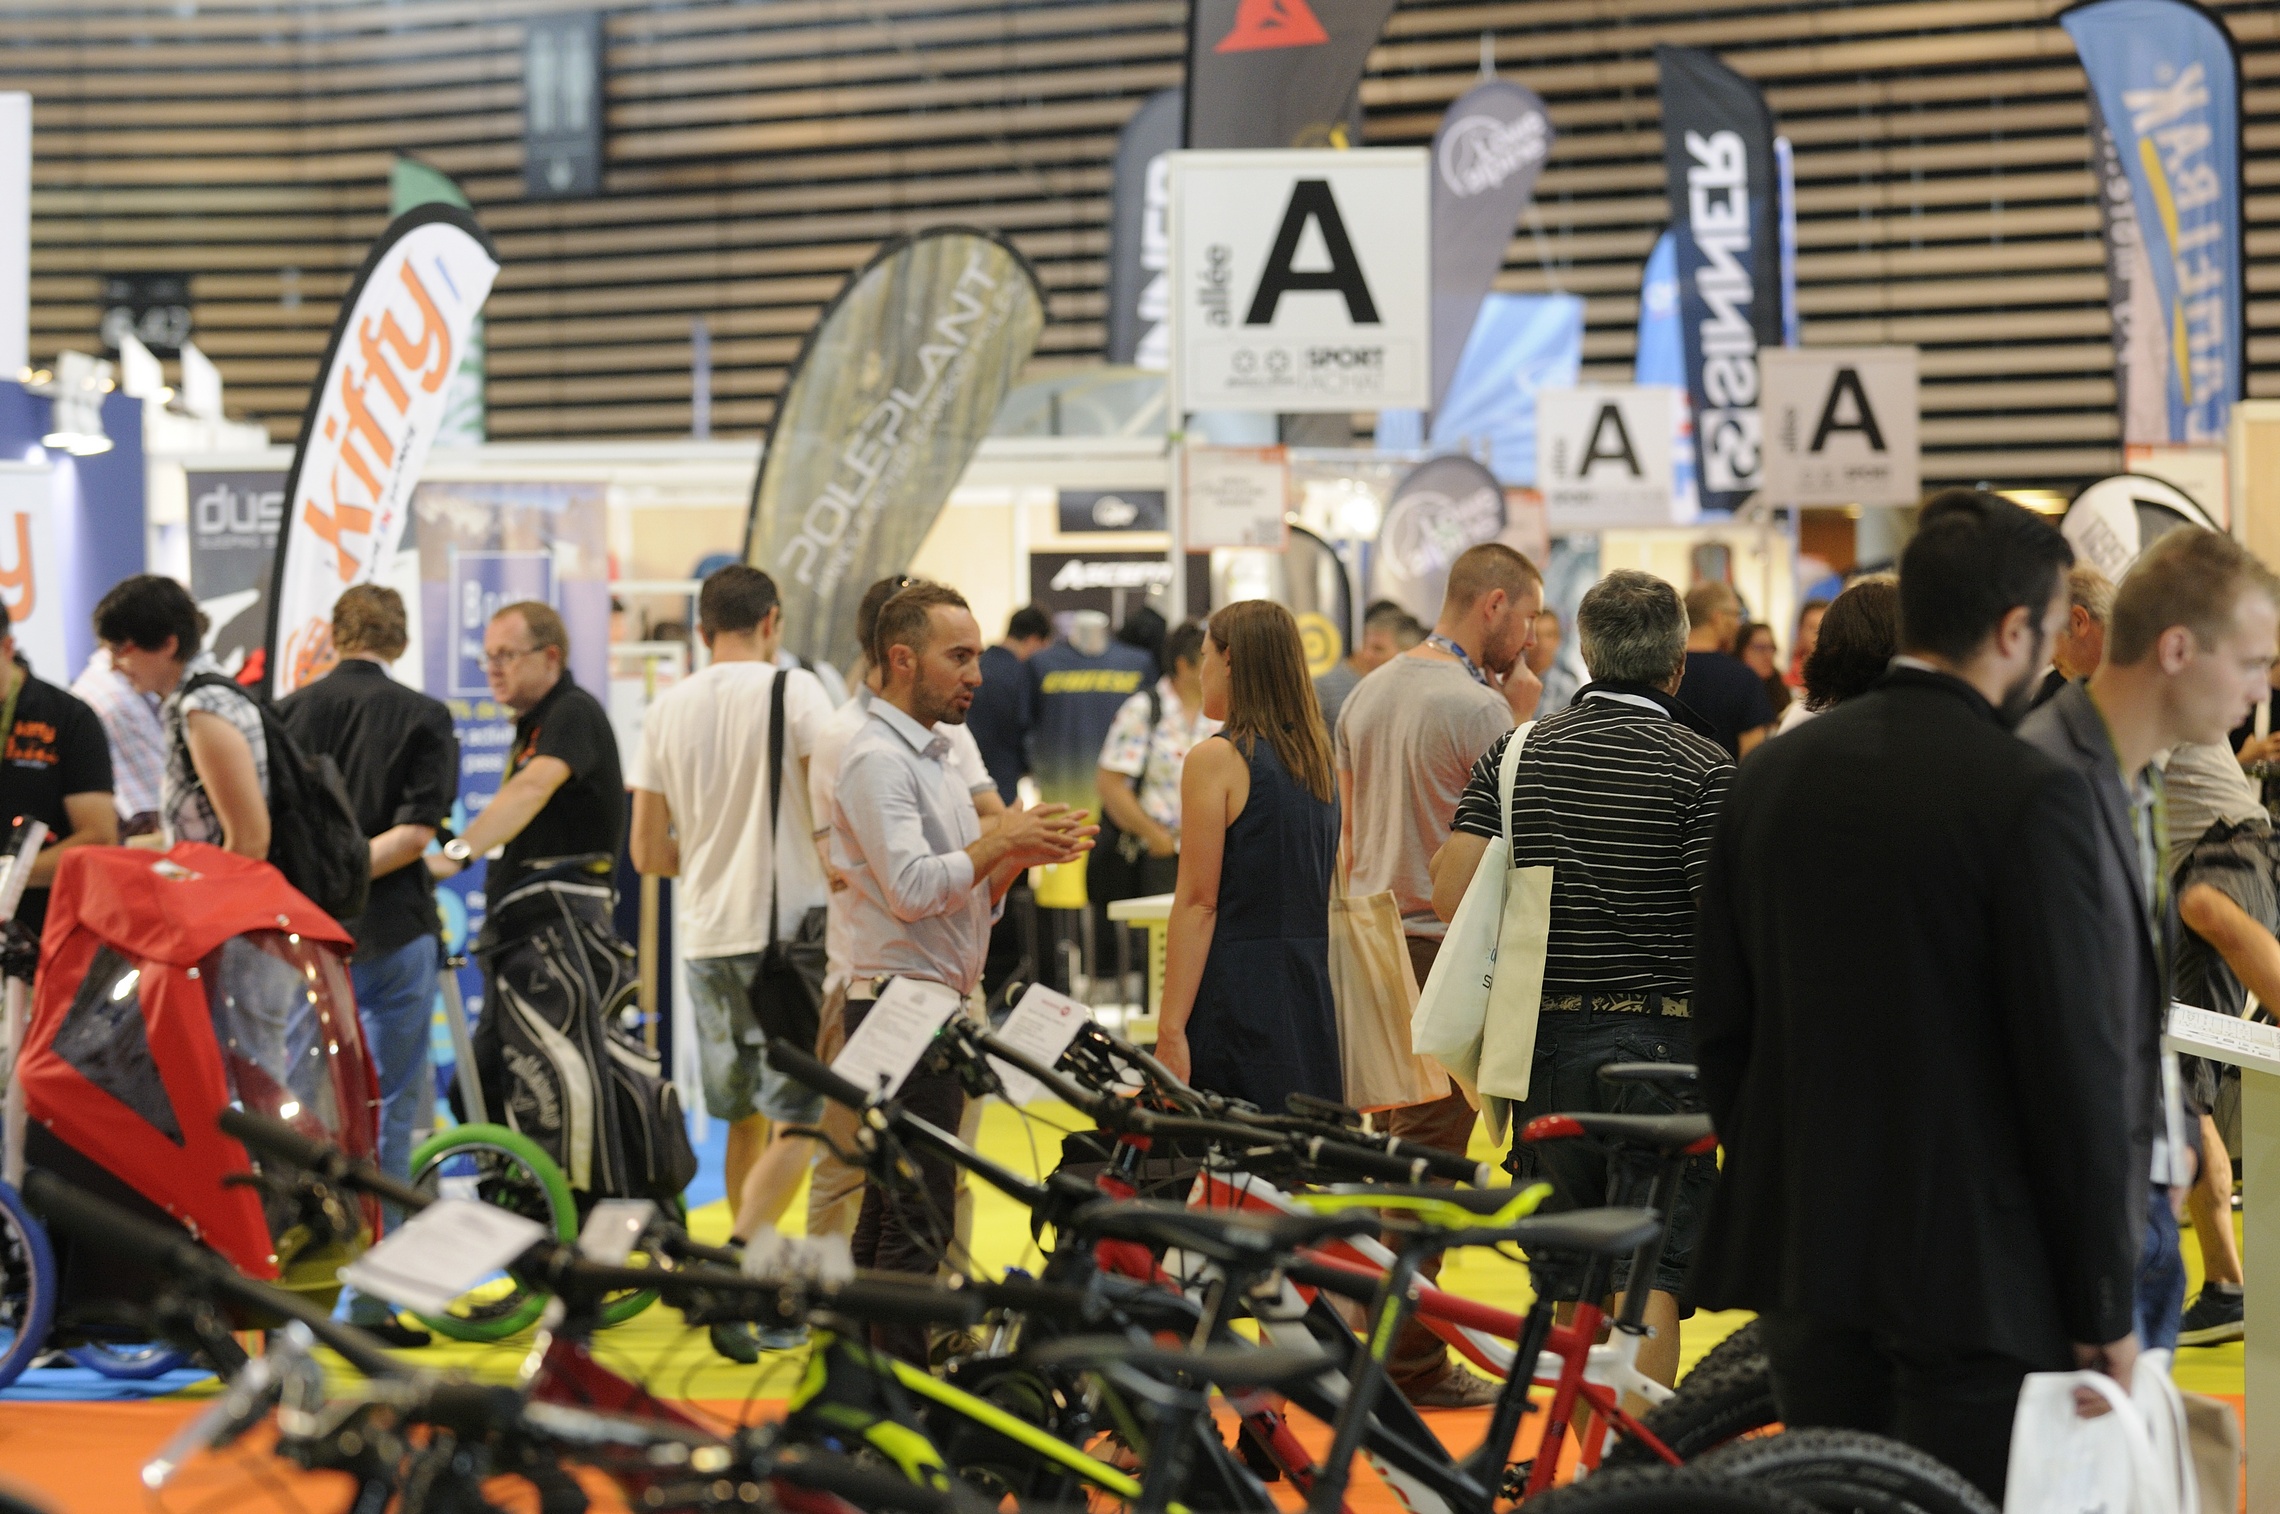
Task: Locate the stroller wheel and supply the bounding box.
[406,1124,578,1342]
[0,1181,56,1390]
[64,1340,192,1380]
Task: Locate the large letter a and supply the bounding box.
[1245,179,1380,326]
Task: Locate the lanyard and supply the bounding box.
[0,666,21,766]
[1425,634,1488,687]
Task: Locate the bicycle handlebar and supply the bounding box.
[220,1107,430,1215]
[761,1038,875,1113]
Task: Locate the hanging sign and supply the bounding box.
[1170,149,1431,413]
[1537,385,1679,529]
[1184,443,1290,549]
[1758,346,1920,506]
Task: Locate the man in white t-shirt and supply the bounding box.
[802,575,1004,1246]
[629,566,833,1355]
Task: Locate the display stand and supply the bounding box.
[1104,891,1174,1044]
[2166,1003,2274,1506]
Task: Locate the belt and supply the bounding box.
[1540,990,1690,1019]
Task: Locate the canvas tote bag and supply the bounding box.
[1328,868,1449,1112]
[1412,722,1538,1102]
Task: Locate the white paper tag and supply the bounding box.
[338,1198,549,1315]
[990,984,1092,1106]
[831,977,962,1100]
[741,1228,855,1286]
[577,1199,657,1265]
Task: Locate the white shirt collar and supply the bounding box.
[870,697,950,761]
[1580,688,1669,716]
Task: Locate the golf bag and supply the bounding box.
[471,860,697,1203]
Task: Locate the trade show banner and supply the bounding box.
[1429,78,1555,412]
[1370,454,1506,621]
[2061,471,2219,581]
[1538,385,1680,530]
[1185,0,1399,149]
[1634,228,1701,518]
[1285,523,1353,676]
[0,461,62,678]
[1380,292,1584,483]
[1105,88,1182,369]
[391,156,488,446]
[744,227,1046,672]
[2060,0,2244,447]
[1170,149,1431,413]
[1656,45,1784,514]
[265,204,500,698]
[1758,346,1920,507]
[184,468,285,681]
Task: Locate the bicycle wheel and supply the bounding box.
[408,1124,578,1342]
[1692,1427,1998,1514]
[592,1192,681,1331]
[1525,1466,1822,1513]
[64,1340,191,1379]
[0,1181,55,1390]
[1602,1351,1778,1467]
[1681,1317,1767,1385]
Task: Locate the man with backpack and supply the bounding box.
[279,584,459,1347]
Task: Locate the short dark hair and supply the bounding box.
[858,574,921,667]
[697,564,780,638]
[1164,618,1207,672]
[1442,543,1541,616]
[1577,570,1687,684]
[1007,606,1052,643]
[94,574,206,661]
[2107,527,2280,667]
[1363,601,1424,643]
[1803,575,1900,710]
[875,581,970,668]
[333,583,408,659]
[1898,488,2073,662]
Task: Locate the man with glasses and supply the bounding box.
[431,600,622,901]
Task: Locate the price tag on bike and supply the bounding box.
[831,976,962,1100]
[990,985,1092,1106]
[577,1199,656,1265]
[339,1197,549,1315]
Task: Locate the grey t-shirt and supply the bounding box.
[1314,660,1361,737]
[1334,653,1513,939]
[2161,740,2268,876]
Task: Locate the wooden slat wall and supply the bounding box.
[4,0,2276,489]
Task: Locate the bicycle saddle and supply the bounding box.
[1076,1199,1377,1265]
[1597,1062,1698,1090]
[1493,1207,1663,1259]
[1520,1111,1714,1156]
[1027,1335,1338,1391]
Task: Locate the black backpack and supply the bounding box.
[180,672,371,923]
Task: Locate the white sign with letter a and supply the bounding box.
[1759,346,1920,507]
[1537,385,1679,529]
[1169,149,1431,412]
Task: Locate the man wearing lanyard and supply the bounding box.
[827,580,1092,1361]
[2020,525,2280,1355]
[1333,541,1541,1407]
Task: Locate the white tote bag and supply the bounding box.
[2004,1351,2194,1514]
[1411,722,1534,1102]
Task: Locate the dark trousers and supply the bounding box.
[845,995,967,1363]
[1760,1313,2045,1504]
[1382,934,1480,1394]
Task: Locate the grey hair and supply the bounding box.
[1578,570,1690,685]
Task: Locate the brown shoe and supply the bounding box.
[1404,1361,1504,1409]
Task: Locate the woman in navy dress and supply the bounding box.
[1153,600,1342,1112]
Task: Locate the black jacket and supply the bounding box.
[2017,678,2175,1234]
[1692,666,2138,1364]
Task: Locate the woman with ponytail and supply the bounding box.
[1153,600,1342,1111]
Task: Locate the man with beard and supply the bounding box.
[825,581,1092,1361]
[1692,489,2139,1502]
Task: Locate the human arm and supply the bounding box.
[29,791,119,885]
[2179,881,2280,1008]
[1153,738,1243,1082]
[369,824,436,879]
[1488,657,1541,724]
[628,789,678,877]
[183,708,271,860]
[448,755,572,863]
[374,709,455,880]
[838,750,1087,922]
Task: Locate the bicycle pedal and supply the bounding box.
[1501,1461,1535,1499]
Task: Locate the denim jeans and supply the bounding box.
[341,934,440,1327]
[2136,1185,2186,1355]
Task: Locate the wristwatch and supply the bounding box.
[443,838,474,864]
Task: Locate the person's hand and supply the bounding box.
[1000,803,1097,867]
[1153,1022,1191,1082]
[1491,657,1543,723]
[1144,821,1177,859]
[2239,733,2280,767]
[426,851,464,880]
[2071,1332,2140,1416]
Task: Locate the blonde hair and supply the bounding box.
[1206,600,1334,804]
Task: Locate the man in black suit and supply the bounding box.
[2020,526,2279,1356]
[1693,489,2138,1501]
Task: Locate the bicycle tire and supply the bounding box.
[64,1339,192,1380]
[0,1181,55,1391]
[1691,1427,1998,1514]
[1524,1466,1823,1513]
[1602,1352,1778,1467]
[408,1124,578,1342]
[1681,1317,1766,1385]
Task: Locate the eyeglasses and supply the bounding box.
[482,645,543,671]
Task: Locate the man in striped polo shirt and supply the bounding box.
[1431,568,1733,1393]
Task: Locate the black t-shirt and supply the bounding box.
[1677,651,1776,761]
[0,667,113,936]
[278,658,459,960]
[966,644,1034,804]
[493,672,623,902]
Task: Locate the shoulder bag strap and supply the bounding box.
[1499,720,1536,848]
[1132,686,1162,794]
[764,668,788,951]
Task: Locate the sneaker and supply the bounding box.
[757,1324,810,1353]
[2178,1284,2244,1346]
[709,1322,763,1364]
[1406,1361,1503,1409]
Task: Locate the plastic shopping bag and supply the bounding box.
[1411,722,1532,1100]
[2004,1350,2193,1514]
